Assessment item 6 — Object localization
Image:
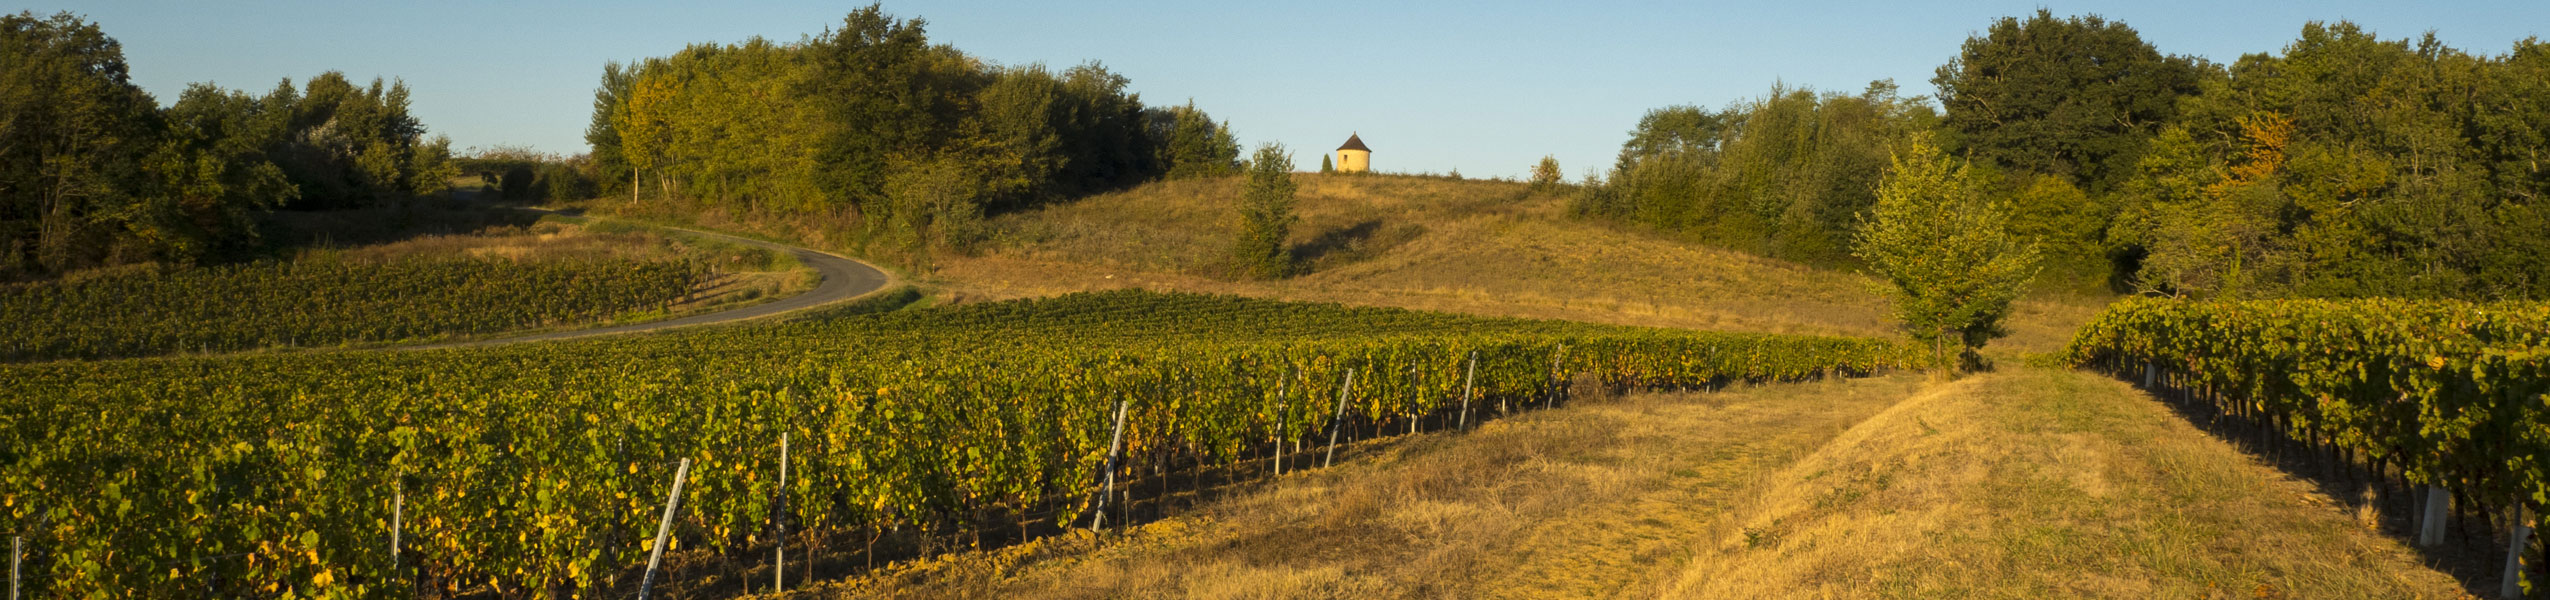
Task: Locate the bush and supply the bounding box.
[1851,133,2040,372]
[1530,156,1562,189]
[1231,144,1297,279]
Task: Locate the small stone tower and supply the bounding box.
[1335,133,1371,173]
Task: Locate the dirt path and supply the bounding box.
[416,222,891,349]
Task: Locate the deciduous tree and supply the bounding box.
[1232,144,1296,279]
[1852,133,2040,372]
[584,61,634,197]
[1594,82,1932,265]
[883,157,983,273]
[1933,9,2206,191]
[1155,101,1239,180]
[0,11,159,274]
[1530,156,1562,190]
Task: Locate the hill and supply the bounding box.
[803,174,2488,598]
[939,174,2103,354]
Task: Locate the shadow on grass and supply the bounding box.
[2100,365,2541,599]
[1290,219,1424,274]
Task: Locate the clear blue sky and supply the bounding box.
[37,0,2549,178]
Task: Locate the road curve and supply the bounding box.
[416,224,892,349]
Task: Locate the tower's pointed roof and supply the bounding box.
[1336,133,1370,152]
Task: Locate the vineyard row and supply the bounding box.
[0,256,706,362]
[2064,297,2550,597]
[1,291,1918,598]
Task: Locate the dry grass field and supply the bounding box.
[938,174,2103,354]
[779,367,2466,599]
[1659,368,2469,599]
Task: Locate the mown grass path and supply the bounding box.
[1664,367,2466,599]
[809,367,2470,599]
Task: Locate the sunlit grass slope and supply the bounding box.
[798,367,2470,599]
[946,173,2102,353]
[1660,368,2469,599]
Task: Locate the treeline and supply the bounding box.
[450,146,597,204]
[1580,11,2550,300]
[1572,82,1936,267]
[584,4,1240,264]
[0,12,457,278]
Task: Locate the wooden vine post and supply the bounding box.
[1458,351,1477,431]
[1272,377,1289,476]
[1089,399,1130,532]
[2504,506,2534,599]
[1407,365,1421,436]
[638,458,692,600]
[1500,350,1513,415]
[776,430,789,594]
[2420,486,2450,548]
[391,481,403,573]
[1548,343,1568,408]
[1324,369,1358,469]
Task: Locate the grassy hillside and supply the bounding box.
[804,367,2471,599]
[944,174,2103,354]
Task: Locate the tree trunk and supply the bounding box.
[1932,329,1948,378]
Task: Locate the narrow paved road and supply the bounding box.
[416,223,892,349]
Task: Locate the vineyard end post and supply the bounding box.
[2142,361,2155,388]
[639,458,693,600]
[1325,369,1357,469]
[10,534,19,600]
[2420,486,2450,547]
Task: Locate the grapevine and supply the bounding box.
[0,289,1919,597]
[0,257,706,361]
[2065,297,2550,550]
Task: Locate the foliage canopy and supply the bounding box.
[1231,143,1298,279]
[0,11,455,278]
[1852,134,2041,370]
